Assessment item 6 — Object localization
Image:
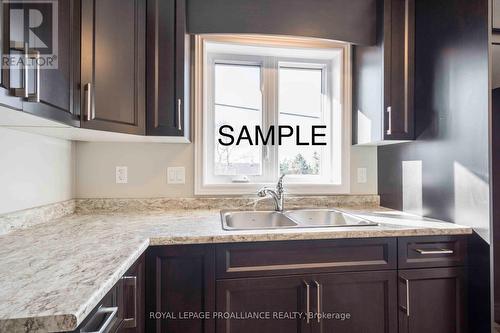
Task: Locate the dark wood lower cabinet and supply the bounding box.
[216,271,397,333]
[142,237,467,333]
[398,267,466,333]
[118,254,145,333]
[216,276,309,333]
[146,244,215,333]
[315,271,397,333]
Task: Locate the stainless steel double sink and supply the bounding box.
[221,209,378,230]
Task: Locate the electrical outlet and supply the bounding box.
[357,167,367,184]
[167,167,185,184]
[116,166,128,184]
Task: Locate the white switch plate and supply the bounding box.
[167,167,185,184]
[116,166,128,184]
[357,167,367,184]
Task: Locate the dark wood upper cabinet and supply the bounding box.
[0,0,25,110]
[0,0,80,125]
[146,0,189,138]
[146,245,215,333]
[352,0,415,144]
[23,0,81,127]
[398,267,466,333]
[81,0,146,134]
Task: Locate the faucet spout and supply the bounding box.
[257,175,286,212]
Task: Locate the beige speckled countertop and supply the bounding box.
[0,207,473,333]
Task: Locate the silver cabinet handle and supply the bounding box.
[84,83,93,121]
[80,306,118,333]
[414,248,454,255]
[314,281,321,323]
[121,275,137,327]
[10,41,29,98]
[404,279,410,317]
[177,98,182,131]
[27,50,40,103]
[304,280,310,324]
[386,106,392,135]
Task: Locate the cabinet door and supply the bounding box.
[398,268,466,333]
[118,254,145,333]
[20,0,80,126]
[146,0,188,137]
[146,245,215,333]
[216,276,311,333]
[0,0,31,110]
[384,0,414,140]
[81,0,145,134]
[314,271,397,333]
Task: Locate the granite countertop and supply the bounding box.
[0,207,473,333]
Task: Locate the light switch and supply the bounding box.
[167,167,185,184]
[116,166,128,184]
[357,167,367,184]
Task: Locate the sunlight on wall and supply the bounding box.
[453,161,490,243]
[402,160,423,216]
[356,110,371,144]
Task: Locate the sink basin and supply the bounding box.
[221,211,298,230]
[285,209,378,227]
[221,209,377,230]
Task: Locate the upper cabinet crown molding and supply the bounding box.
[352,0,415,145]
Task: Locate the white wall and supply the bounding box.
[75,142,377,198]
[0,128,75,214]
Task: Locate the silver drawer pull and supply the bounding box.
[177,98,182,131]
[386,106,392,135]
[414,248,454,255]
[314,280,321,323]
[303,280,310,324]
[121,275,137,326]
[405,279,410,317]
[27,50,40,103]
[80,306,118,333]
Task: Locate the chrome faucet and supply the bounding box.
[257,174,286,212]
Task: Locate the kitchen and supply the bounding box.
[0,0,494,332]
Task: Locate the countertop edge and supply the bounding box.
[0,222,474,332]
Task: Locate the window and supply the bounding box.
[195,35,351,195]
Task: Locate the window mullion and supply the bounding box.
[263,56,279,181]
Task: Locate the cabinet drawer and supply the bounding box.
[216,238,397,278]
[398,236,467,269]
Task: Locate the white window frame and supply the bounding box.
[194,35,352,195]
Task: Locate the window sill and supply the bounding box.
[194,182,351,196]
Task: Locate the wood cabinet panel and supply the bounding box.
[216,238,397,278]
[384,0,414,140]
[398,267,466,333]
[398,236,467,269]
[21,0,80,126]
[216,276,310,333]
[352,0,415,144]
[118,254,145,333]
[315,271,397,333]
[146,0,189,137]
[81,0,145,134]
[146,245,215,333]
